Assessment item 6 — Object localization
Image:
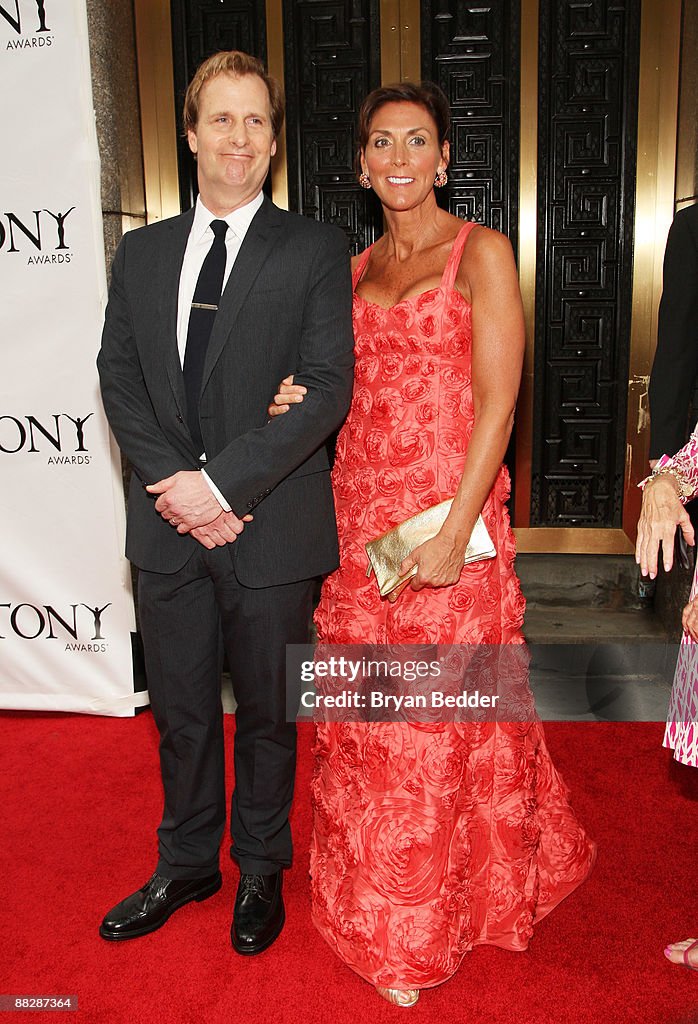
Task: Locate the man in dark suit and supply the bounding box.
[649,202,698,462]
[96,51,354,955]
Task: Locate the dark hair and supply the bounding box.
[183,50,285,138]
[356,81,450,168]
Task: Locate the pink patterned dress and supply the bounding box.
[310,222,595,990]
[654,432,698,766]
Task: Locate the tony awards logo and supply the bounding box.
[0,602,111,652]
[0,208,76,266]
[1,0,53,49]
[0,413,93,465]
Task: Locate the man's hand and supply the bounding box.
[190,511,252,550]
[146,471,228,531]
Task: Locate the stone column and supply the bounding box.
[85,0,146,635]
[85,0,146,273]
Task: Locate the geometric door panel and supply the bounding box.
[283,0,383,253]
[171,0,269,210]
[421,0,520,252]
[530,0,641,527]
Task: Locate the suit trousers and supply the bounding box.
[137,543,315,879]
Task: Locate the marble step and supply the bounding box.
[516,553,643,610]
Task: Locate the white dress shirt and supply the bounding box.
[177,191,264,512]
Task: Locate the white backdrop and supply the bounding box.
[0,0,141,714]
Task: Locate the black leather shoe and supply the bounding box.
[99,871,222,941]
[231,871,284,955]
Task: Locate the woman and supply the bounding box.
[636,434,698,969]
[271,81,595,1005]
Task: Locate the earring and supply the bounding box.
[434,169,448,188]
[359,172,371,189]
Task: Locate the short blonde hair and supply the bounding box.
[183,51,285,138]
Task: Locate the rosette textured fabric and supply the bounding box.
[311,222,596,990]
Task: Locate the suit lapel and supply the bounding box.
[200,198,282,396]
[160,209,195,416]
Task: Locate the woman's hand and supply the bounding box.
[683,595,698,641]
[636,475,694,579]
[267,375,307,417]
[393,531,466,602]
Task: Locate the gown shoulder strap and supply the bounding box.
[352,244,374,291]
[440,220,479,292]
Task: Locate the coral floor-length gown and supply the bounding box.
[311,222,595,990]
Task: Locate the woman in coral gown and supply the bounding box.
[271,81,595,1006]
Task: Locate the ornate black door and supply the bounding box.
[170,0,384,252]
[283,0,383,252]
[530,0,640,528]
[171,0,269,210]
[421,1,520,250]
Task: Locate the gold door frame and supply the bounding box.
[621,0,683,547]
[133,0,290,215]
[133,0,180,222]
[380,0,421,83]
[514,0,681,554]
[134,0,682,554]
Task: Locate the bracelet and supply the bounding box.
[649,465,694,501]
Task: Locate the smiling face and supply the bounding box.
[360,101,449,212]
[187,72,277,215]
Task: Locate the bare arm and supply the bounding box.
[635,429,698,577]
[635,475,693,578]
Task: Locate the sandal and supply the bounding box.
[664,938,698,970]
[375,987,420,1007]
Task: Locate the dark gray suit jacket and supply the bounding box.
[649,203,698,459]
[97,197,354,586]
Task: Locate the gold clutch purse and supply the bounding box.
[365,499,496,599]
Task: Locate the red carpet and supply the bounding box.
[2,713,698,1024]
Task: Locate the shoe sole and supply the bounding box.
[99,874,223,942]
[231,904,286,956]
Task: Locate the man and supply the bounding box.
[97,51,354,955]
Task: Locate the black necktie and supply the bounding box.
[183,219,228,456]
